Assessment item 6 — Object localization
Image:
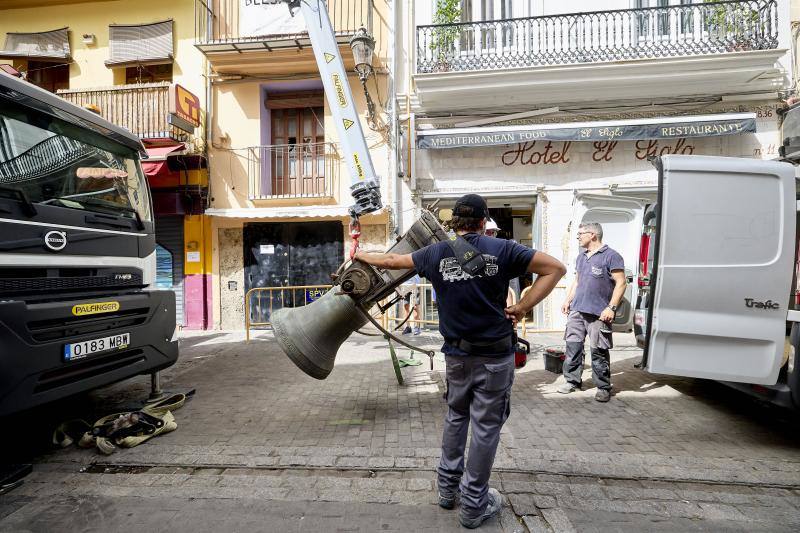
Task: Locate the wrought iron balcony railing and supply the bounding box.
[57,82,190,142]
[416,0,778,74]
[248,142,339,200]
[195,0,372,50]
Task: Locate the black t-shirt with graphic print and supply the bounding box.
[412,233,535,357]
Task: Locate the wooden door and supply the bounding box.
[270,106,325,196]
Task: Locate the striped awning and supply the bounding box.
[105,20,173,67]
[0,27,70,61]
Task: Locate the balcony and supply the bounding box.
[413,0,787,112]
[195,0,372,74]
[57,82,197,145]
[247,142,339,200]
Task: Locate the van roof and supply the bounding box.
[0,71,145,154]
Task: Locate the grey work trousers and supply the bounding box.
[563,311,612,390]
[438,353,514,519]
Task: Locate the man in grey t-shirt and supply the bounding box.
[559,222,627,402]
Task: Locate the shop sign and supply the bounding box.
[169,84,201,132]
[305,288,325,304]
[500,139,698,167]
[239,0,304,37]
[417,117,756,149]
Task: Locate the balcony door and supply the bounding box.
[270,105,325,197]
[459,0,516,56]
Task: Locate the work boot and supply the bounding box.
[595,389,611,402]
[459,488,502,529]
[438,490,458,510]
[557,382,579,394]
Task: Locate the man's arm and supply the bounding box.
[353,251,415,270]
[599,270,627,323]
[505,251,566,323]
[561,275,578,315]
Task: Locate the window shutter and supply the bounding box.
[0,27,70,61]
[106,20,173,67]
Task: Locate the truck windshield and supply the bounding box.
[0,99,151,223]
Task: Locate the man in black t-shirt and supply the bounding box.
[355,194,565,529]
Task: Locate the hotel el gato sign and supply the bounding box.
[416,115,757,149]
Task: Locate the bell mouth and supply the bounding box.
[270,289,368,380]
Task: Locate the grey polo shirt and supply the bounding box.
[571,244,625,317]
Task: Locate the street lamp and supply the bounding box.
[349,27,384,131]
[350,26,375,82]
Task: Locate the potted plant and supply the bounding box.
[705,0,765,52]
[430,0,461,72]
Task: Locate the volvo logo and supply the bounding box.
[44,230,67,251]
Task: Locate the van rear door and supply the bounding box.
[645,155,795,384]
[572,194,647,332]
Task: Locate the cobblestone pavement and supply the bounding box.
[2,329,799,532]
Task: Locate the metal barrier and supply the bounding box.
[245,284,331,342]
[246,282,565,342]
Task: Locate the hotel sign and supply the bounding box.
[169,84,201,133]
[417,117,756,149]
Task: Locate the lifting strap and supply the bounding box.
[53,392,191,455]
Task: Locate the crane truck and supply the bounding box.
[0,71,179,417]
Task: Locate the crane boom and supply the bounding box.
[268,0,382,218]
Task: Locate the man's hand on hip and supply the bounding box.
[504,304,526,326]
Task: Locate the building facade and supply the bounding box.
[195,0,394,330]
[0,0,213,330]
[397,0,793,330]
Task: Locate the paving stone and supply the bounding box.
[522,515,550,533]
[533,495,558,509]
[507,493,538,516]
[541,508,577,533]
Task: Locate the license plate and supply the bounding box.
[63,333,130,362]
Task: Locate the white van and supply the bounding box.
[633,155,799,409]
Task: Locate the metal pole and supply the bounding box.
[147,371,166,402]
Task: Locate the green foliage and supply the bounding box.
[433,0,461,26]
[704,0,762,45]
[431,0,462,67]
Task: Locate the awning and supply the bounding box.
[142,143,184,177]
[206,205,373,219]
[0,27,70,61]
[105,20,173,68]
[417,113,757,149]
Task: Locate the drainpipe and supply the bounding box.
[388,0,399,238]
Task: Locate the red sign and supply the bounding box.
[169,84,201,127]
